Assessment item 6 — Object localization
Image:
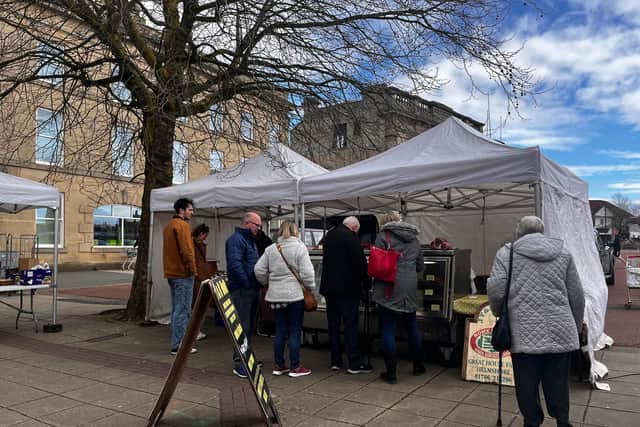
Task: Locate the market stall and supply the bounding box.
[299,117,609,382]
[146,143,328,323]
[0,171,62,332]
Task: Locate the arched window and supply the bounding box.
[93,204,141,247]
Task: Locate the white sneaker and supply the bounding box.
[196,331,207,341]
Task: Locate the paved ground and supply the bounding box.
[0,265,638,426]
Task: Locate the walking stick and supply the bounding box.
[496,351,503,426]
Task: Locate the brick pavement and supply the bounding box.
[604,251,640,346]
[0,328,266,426]
[2,269,640,426]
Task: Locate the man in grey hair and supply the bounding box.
[319,216,372,374]
[487,215,584,427]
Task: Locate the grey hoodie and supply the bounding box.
[487,233,585,354]
[372,221,424,313]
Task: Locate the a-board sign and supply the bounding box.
[462,303,514,386]
[211,277,279,422]
[148,276,281,427]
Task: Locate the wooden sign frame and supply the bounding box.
[148,276,281,426]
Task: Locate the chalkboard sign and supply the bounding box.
[148,276,281,426]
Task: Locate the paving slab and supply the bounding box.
[315,400,385,425]
[2,287,640,427]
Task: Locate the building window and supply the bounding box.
[111,64,132,104]
[36,196,64,248]
[112,127,134,177]
[268,122,280,145]
[335,123,347,149]
[209,103,224,133]
[173,141,188,184]
[93,204,141,247]
[240,112,254,141]
[36,108,64,165]
[37,42,63,85]
[210,149,224,174]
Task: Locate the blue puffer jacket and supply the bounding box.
[225,227,259,291]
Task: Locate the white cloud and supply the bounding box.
[565,164,640,177]
[394,2,640,152]
[599,150,640,159]
[608,182,640,190]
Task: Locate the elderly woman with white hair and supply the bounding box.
[487,216,585,427]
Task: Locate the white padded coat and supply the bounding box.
[254,237,315,303]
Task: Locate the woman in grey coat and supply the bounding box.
[372,212,424,384]
[487,216,584,427]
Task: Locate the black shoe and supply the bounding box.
[382,352,397,384]
[347,363,373,374]
[380,371,397,384]
[413,364,426,375]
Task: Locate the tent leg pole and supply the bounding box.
[534,182,543,220]
[44,194,63,333]
[145,211,155,322]
[301,204,306,240]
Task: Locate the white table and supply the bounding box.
[0,284,50,332]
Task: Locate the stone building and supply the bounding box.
[0,7,287,270]
[291,85,484,169]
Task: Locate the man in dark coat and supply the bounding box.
[320,216,372,374]
[226,211,262,378]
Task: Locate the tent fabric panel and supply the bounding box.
[0,171,60,212]
[148,213,236,324]
[150,143,328,213]
[542,183,608,379]
[540,155,589,201]
[300,150,540,204]
[407,207,531,276]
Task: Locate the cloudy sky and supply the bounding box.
[405,0,640,202]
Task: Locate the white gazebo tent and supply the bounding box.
[0,171,62,331]
[147,143,328,322]
[300,117,609,381]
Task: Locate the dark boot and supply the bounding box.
[413,353,426,376]
[380,353,397,384]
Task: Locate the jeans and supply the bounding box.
[325,296,361,369]
[511,352,571,427]
[230,287,259,369]
[168,277,194,351]
[274,300,304,369]
[379,305,421,357]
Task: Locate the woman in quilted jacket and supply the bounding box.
[487,216,585,427]
[254,221,315,378]
[372,211,425,384]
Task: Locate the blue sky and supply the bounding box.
[400,0,640,202]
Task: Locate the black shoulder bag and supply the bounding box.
[491,243,514,352]
[491,243,513,427]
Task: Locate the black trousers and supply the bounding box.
[510,352,572,427]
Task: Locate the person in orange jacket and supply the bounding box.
[163,198,197,355]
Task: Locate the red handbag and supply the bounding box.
[367,232,401,288]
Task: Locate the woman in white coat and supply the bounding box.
[254,221,315,377]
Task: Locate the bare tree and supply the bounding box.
[611,193,632,213]
[0,1,536,319]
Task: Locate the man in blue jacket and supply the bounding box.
[226,211,262,378]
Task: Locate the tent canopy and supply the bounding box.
[301,117,587,206]
[0,171,61,213]
[298,117,607,382]
[150,143,328,215]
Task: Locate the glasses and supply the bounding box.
[248,221,262,230]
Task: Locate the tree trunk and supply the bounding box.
[125,111,175,320]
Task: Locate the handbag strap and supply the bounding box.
[385,231,392,249]
[501,243,514,314]
[276,243,305,291]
